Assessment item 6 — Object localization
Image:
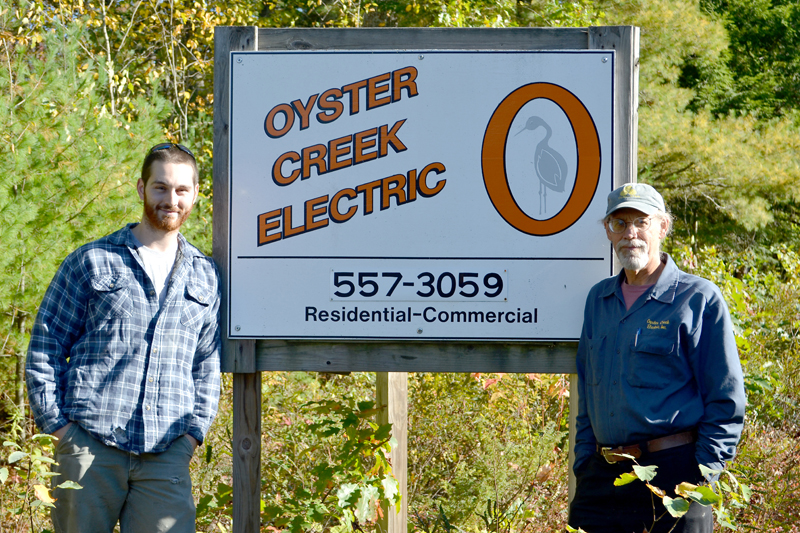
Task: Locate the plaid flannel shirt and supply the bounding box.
[26,224,221,454]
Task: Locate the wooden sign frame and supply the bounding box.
[213,26,638,533]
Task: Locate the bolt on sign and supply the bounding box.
[228,50,614,340]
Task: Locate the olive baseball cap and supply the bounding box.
[606,183,665,216]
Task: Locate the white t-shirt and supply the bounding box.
[135,241,178,308]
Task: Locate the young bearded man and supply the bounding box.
[26,143,221,533]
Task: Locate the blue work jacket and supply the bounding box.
[574,253,745,472]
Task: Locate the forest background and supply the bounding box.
[1,0,799,531]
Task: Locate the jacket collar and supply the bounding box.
[600,252,680,305]
[109,223,197,257]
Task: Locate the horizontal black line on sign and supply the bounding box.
[234,336,580,341]
[236,50,606,56]
[236,256,606,261]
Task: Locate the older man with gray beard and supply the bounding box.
[568,183,745,533]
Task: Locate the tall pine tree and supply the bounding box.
[0,11,166,379]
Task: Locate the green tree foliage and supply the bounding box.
[259,0,602,28]
[676,246,800,528]
[258,373,401,532]
[0,9,165,361]
[244,372,571,533]
[594,0,800,249]
[16,0,256,139]
[11,0,262,253]
[688,0,800,119]
[408,373,570,531]
[1,430,82,531]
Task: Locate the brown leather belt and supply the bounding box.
[597,430,696,464]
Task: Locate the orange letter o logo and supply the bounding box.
[481,83,601,236]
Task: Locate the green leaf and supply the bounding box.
[614,472,639,486]
[662,496,691,518]
[0,467,8,484]
[381,474,399,504]
[722,470,740,489]
[3,441,20,449]
[356,401,375,412]
[741,483,752,503]
[699,464,722,478]
[354,484,379,523]
[714,507,737,530]
[196,494,214,515]
[55,480,83,490]
[8,451,28,464]
[686,486,721,506]
[372,424,392,442]
[633,464,658,482]
[336,483,359,508]
[215,482,233,505]
[337,508,355,533]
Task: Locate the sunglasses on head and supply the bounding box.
[149,143,195,159]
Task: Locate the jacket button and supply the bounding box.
[145,405,151,411]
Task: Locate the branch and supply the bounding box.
[0,307,17,355]
[149,0,187,137]
[99,0,117,115]
[116,0,145,54]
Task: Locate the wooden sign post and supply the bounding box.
[213,26,639,533]
[376,372,408,532]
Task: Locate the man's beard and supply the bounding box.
[143,193,193,232]
[615,238,651,271]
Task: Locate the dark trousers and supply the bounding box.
[569,443,713,533]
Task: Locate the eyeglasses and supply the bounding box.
[606,216,652,234]
[149,143,195,159]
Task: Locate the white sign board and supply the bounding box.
[228,50,614,340]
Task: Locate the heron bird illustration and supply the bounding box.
[515,116,569,215]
